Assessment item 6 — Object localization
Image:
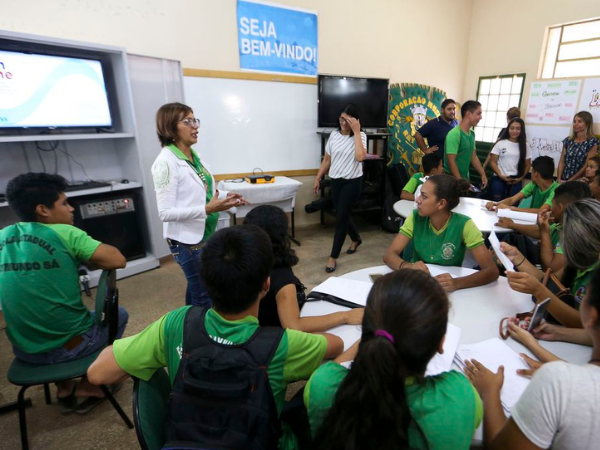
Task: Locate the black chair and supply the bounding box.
[6,269,134,450]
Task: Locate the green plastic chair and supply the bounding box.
[7,269,134,450]
[132,368,171,450]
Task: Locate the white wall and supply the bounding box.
[463,0,600,110]
[1,0,473,100]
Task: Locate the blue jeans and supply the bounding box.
[169,243,212,307]
[490,175,523,202]
[13,307,129,365]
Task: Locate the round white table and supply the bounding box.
[301,264,590,364]
[393,197,531,233]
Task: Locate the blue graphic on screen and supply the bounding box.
[0,50,112,128]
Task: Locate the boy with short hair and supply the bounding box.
[400,153,443,201]
[486,156,558,214]
[88,225,344,448]
[496,181,591,271]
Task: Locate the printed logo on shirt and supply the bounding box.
[441,242,456,260]
[575,286,586,304]
[152,160,171,189]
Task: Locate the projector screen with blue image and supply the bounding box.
[0,50,112,129]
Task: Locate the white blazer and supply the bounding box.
[151,147,227,245]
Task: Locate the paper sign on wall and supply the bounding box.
[526,80,581,125]
[237,0,318,76]
[526,124,570,169]
[577,78,600,129]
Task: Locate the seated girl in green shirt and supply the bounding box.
[384,174,499,292]
[304,270,482,450]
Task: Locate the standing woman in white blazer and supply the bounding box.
[152,103,246,307]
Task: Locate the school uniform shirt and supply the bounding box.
[490,139,532,177]
[444,127,475,181]
[402,172,424,195]
[572,261,600,307]
[511,361,600,450]
[326,130,367,179]
[304,361,482,450]
[519,181,559,209]
[113,306,327,415]
[399,211,484,266]
[0,223,99,353]
[550,223,563,255]
[151,145,227,245]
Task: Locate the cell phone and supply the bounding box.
[528,298,551,332]
[470,184,481,193]
[369,273,383,283]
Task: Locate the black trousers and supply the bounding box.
[330,177,362,258]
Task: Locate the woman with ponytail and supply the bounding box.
[304,270,482,450]
[384,174,498,292]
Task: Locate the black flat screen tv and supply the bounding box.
[318,75,389,128]
[0,49,113,130]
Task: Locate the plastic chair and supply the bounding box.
[6,269,134,450]
[132,368,171,450]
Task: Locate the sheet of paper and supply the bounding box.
[310,277,373,306]
[489,231,514,272]
[425,323,461,376]
[497,208,537,223]
[455,338,531,412]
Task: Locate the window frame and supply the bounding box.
[540,17,600,79]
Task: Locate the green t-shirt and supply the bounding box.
[444,127,475,181]
[399,211,484,266]
[167,144,218,240]
[0,222,99,353]
[519,181,559,209]
[572,262,600,308]
[402,172,424,194]
[113,306,327,415]
[550,223,563,255]
[304,361,482,450]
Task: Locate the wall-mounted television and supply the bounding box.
[318,75,389,128]
[0,49,113,130]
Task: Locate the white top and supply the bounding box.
[511,361,600,450]
[325,130,367,179]
[490,139,532,177]
[151,147,226,245]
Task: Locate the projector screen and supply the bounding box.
[0,50,112,129]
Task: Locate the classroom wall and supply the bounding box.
[1,0,474,100]
[462,0,600,110]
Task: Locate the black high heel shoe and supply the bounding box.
[346,239,363,254]
[325,261,337,273]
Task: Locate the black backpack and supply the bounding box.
[162,306,285,450]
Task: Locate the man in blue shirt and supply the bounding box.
[414,98,458,157]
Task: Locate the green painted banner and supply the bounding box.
[387,83,448,175]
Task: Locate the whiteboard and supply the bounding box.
[183,77,321,174]
[527,124,569,169]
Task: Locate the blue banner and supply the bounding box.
[237,0,318,76]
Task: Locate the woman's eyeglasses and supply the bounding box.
[180,118,201,128]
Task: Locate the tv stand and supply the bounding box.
[316,130,390,226]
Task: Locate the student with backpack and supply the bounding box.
[88,225,344,450]
[304,270,482,450]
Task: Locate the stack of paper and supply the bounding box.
[309,277,373,307]
[454,338,531,414]
[497,208,538,223]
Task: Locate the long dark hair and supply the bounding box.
[498,118,527,177]
[313,270,449,450]
[337,103,361,137]
[243,205,298,268]
[426,174,471,211]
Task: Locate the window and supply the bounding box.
[474,74,526,144]
[541,17,600,79]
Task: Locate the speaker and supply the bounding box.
[71,192,146,261]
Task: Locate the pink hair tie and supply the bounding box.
[374,329,395,344]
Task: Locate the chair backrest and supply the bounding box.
[94,269,119,344]
[132,368,171,450]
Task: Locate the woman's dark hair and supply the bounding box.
[337,103,361,137]
[587,266,600,314]
[6,173,69,221]
[314,270,449,450]
[426,174,471,211]
[243,205,298,267]
[497,118,528,177]
[156,102,193,147]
